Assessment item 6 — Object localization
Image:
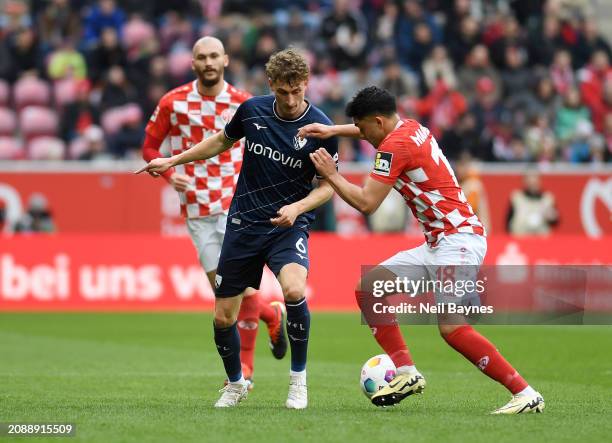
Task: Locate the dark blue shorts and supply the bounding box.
[214,227,310,298]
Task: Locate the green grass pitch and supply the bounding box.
[1,313,611,443]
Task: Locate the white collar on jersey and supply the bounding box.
[394,119,405,130]
[272,98,312,122]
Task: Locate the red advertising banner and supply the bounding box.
[0,168,610,236]
[1,234,610,311]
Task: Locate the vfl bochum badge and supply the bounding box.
[293,135,307,150]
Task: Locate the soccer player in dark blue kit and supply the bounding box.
[137,49,338,409]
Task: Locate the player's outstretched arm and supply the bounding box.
[135,131,235,176]
[270,180,334,227]
[297,123,362,140]
[309,148,392,215]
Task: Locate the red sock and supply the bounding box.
[258,296,277,327]
[443,325,528,394]
[237,294,260,377]
[355,290,414,368]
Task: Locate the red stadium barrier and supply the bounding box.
[1,234,610,311]
[0,167,610,236]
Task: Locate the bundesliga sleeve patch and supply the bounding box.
[373,151,393,176]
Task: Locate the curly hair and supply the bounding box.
[265,48,310,86]
[345,86,396,119]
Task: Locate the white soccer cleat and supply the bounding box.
[286,374,308,409]
[214,381,248,408]
[491,391,545,414]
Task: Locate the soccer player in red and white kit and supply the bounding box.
[141,37,287,385]
[302,86,545,414]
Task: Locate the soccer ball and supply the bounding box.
[359,354,397,398]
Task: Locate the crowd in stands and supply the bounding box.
[0,0,611,164]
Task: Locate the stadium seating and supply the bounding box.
[13,76,51,110]
[0,136,24,159]
[0,108,17,136]
[168,50,194,80]
[27,136,66,160]
[101,103,143,135]
[19,106,58,141]
[53,78,79,108]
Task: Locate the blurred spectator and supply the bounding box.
[379,59,418,102]
[107,104,143,157]
[83,0,126,48]
[458,44,502,104]
[374,1,398,46]
[555,87,591,143]
[158,11,194,53]
[0,0,31,35]
[588,78,612,134]
[550,49,575,95]
[574,17,612,69]
[14,193,56,234]
[413,79,467,139]
[454,153,491,232]
[527,75,561,124]
[528,15,565,68]
[38,0,81,51]
[75,125,110,160]
[506,170,559,235]
[447,16,481,67]
[100,65,137,111]
[277,6,313,48]
[469,76,504,155]
[320,0,368,71]
[440,112,491,161]
[500,46,531,99]
[60,79,99,142]
[579,50,612,129]
[47,40,87,80]
[88,27,127,82]
[489,15,527,70]
[525,114,558,162]
[0,27,44,82]
[422,45,457,93]
[394,0,441,68]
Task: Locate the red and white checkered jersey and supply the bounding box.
[369,119,485,246]
[145,80,250,218]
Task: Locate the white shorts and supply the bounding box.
[186,215,227,272]
[380,233,487,305]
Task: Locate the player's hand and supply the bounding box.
[297,123,335,140]
[309,148,338,179]
[169,173,191,192]
[134,157,174,177]
[270,204,300,227]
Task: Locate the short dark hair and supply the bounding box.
[345,86,396,119]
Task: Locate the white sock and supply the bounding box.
[396,365,418,375]
[230,375,246,385]
[290,369,307,380]
[516,385,537,397]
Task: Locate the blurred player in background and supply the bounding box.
[303,86,544,414]
[138,49,339,409]
[140,36,287,387]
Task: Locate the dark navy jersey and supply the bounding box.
[223,95,339,235]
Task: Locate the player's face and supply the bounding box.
[353,116,386,147]
[270,80,308,119]
[192,46,228,87]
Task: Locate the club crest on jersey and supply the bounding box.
[293,135,307,150]
[373,151,393,176]
[220,108,235,123]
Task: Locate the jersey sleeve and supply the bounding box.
[145,95,171,140]
[316,136,339,179]
[223,101,248,141]
[369,137,414,185]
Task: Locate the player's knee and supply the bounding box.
[283,284,305,302]
[214,310,237,328]
[438,323,460,338]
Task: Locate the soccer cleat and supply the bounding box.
[286,374,308,409]
[223,364,254,391]
[491,392,545,414]
[370,371,426,407]
[214,381,248,408]
[223,378,254,392]
[268,301,288,360]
